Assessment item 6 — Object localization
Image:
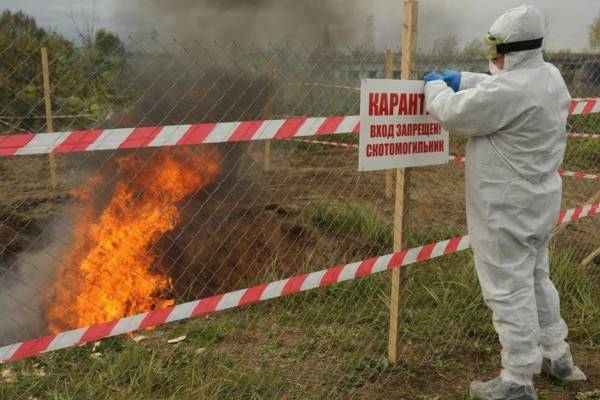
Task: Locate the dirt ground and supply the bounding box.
[0,142,466,299]
[0,140,599,399]
[0,140,599,300]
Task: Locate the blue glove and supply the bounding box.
[442,70,461,92]
[424,71,443,82]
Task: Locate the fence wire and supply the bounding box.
[0,32,599,400]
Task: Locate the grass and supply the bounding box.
[307,202,393,247]
[569,113,600,135]
[563,138,600,172]
[2,250,599,399]
[2,206,599,399]
[306,201,463,250]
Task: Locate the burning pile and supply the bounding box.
[46,148,220,333]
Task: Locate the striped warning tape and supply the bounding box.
[0,98,597,157]
[570,98,600,116]
[446,158,600,182]
[449,156,600,182]
[0,201,598,365]
[286,138,358,149]
[286,139,600,182]
[569,133,599,140]
[286,82,360,91]
[0,116,360,157]
[559,169,600,182]
[286,133,599,143]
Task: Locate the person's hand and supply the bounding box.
[424,71,443,83]
[442,70,461,92]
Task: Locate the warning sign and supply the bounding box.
[359,79,449,171]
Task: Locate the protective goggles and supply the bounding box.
[484,33,544,61]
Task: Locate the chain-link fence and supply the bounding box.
[0,26,600,399]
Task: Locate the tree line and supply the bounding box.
[0,9,132,134]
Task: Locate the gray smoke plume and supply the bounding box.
[110,0,482,50]
[114,0,374,46]
[0,215,74,345]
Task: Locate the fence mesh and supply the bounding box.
[0,31,599,399]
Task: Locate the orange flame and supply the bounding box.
[46,148,220,333]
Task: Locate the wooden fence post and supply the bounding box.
[581,246,600,267]
[235,62,276,177]
[41,46,58,189]
[388,0,418,365]
[384,49,394,199]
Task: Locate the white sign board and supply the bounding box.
[359,79,449,172]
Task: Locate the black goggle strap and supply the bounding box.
[496,37,543,55]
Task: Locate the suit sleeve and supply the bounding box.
[424,77,522,137]
[459,72,490,90]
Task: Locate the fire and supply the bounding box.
[46,148,220,333]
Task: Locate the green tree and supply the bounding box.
[0,9,45,39]
[0,9,131,134]
[590,13,600,51]
[95,29,125,57]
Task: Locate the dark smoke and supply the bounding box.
[0,1,465,345]
[112,0,470,50]
[114,0,372,46]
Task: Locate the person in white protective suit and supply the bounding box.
[423,5,586,400]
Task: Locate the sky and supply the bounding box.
[0,0,598,51]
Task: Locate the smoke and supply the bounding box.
[0,215,73,345]
[417,2,465,52]
[114,0,374,46]
[111,0,489,51]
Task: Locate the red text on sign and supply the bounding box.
[368,92,426,116]
[369,123,442,138]
[365,140,445,157]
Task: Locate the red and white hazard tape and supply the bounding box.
[287,82,360,92]
[1,202,598,364]
[569,133,599,140]
[570,98,600,116]
[559,170,600,182]
[557,202,599,225]
[448,156,600,182]
[286,138,358,149]
[0,98,597,157]
[450,157,600,182]
[0,116,360,157]
[287,139,600,182]
[450,155,465,162]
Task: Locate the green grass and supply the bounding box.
[2,202,598,399]
[569,113,600,135]
[563,138,600,172]
[306,201,463,251]
[1,205,598,399]
[307,202,393,248]
[2,244,599,399]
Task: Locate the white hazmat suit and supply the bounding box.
[424,5,581,386]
